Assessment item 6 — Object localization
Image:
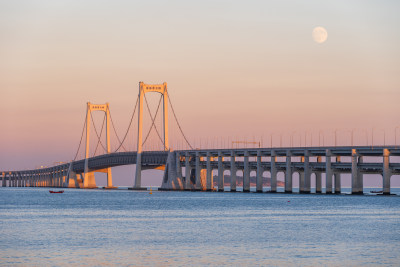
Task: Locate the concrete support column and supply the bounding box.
[383,148,391,195]
[303,151,311,193]
[270,151,277,192]
[195,152,201,190]
[256,151,263,193]
[185,152,191,190]
[218,152,224,192]
[325,149,332,194]
[358,156,364,194]
[334,156,341,194]
[351,149,362,194]
[206,153,213,191]
[51,169,55,187]
[243,151,250,192]
[57,168,62,187]
[285,150,292,193]
[316,157,322,193]
[53,170,57,187]
[300,157,305,193]
[175,153,182,188]
[334,173,341,194]
[2,172,5,187]
[230,151,237,192]
[61,169,66,188]
[61,168,65,187]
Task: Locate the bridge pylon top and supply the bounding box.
[87,102,109,112]
[139,81,167,95]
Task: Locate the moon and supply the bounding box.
[312,27,328,44]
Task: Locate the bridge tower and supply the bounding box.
[134,82,169,189]
[83,102,115,189]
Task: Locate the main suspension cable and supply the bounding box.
[73,110,88,161]
[142,94,164,147]
[113,95,139,152]
[93,112,106,156]
[166,90,193,150]
[90,111,107,152]
[108,108,127,152]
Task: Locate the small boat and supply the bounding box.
[49,190,64,194]
[370,190,383,194]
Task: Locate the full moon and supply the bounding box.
[312,26,328,43]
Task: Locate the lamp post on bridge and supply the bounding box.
[344,129,354,146]
[360,129,369,146]
[319,130,324,147]
[305,130,312,147]
[290,131,301,147]
[372,127,386,146]
[334,129,338,147]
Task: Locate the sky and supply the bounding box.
[1,0,399,186]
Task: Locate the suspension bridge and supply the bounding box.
[1,82,399,194]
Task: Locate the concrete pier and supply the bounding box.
[230,152,237,192]
[218,152,224,192]
[270,151,277,193]
[383,148,391,195]
[285,150,292,193]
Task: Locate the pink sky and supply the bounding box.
[1,1,399,186]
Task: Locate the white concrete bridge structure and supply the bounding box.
[161,146,400,195]
[1,81,399,195]
[1,147,400,194]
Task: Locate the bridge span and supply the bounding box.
[2,82,399,194]
[2,146,399,195]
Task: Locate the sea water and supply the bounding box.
[1,187,399,266]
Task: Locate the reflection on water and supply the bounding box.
[0,188,399,266]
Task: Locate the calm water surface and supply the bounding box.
[1,188,399,266]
